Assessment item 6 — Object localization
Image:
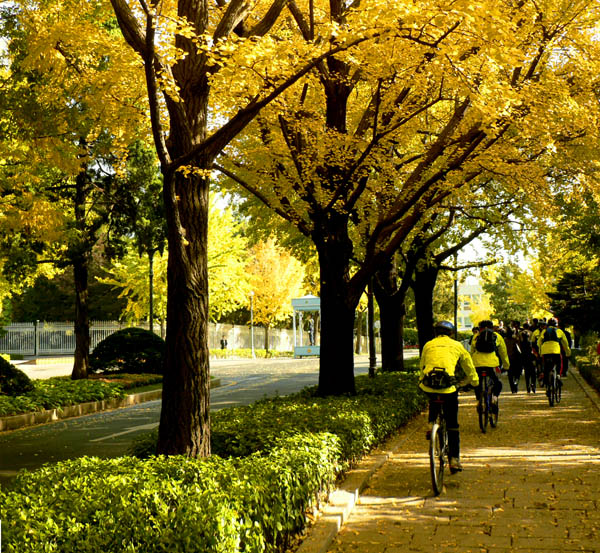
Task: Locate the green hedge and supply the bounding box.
[0,372,427,553]
[573,352,600,393]
[0,433,340,553]
[132,372,426,463]
[0,378,127,417]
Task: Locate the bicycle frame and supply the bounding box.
[477,369,498,433]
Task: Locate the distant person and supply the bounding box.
[558,322,572,376]
[468,326,479,351]
[505,323,523,393]
[519,322,536,393]
[308,316,315,346]
[220,336,228,350]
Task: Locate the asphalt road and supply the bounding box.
[0,355,387,486]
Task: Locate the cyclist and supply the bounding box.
[538,318,571,394]
[419,321,479,474]
[470,320,509,413]
[531,319,546,385]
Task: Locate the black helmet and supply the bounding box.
[434,321,454,336]
[548,318,558,327]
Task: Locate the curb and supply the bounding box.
[571,365,600,412]
[295,416,422,553]
[0,379,221,433]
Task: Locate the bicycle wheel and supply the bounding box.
[556,377,562,404]
[429,421,446,496]
[548,370,556,407]
[478,375,489,433]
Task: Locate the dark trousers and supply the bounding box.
[543,354,563,383]
[475,366,503,399]
[427,391,460,458]
[522,354,536,390]
[508,356,522,392]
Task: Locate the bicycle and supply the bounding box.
[428,393,449,496]
[546,361,562,407]
[476,368,498,433]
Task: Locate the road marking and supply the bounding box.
[89,422,158,442]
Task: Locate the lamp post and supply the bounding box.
[453,254,458,339]
[250,291,255,359]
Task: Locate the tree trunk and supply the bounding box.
[413,263,439,352]
[373,261,406,372]
[355,310,363,354]
[264,325,270,355]
[71,255,90,380]
[314,218,358,396]
[148,249,154,331]
[157,170,211,457]
[71,167,90,380]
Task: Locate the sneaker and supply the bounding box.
[449,458,463,474]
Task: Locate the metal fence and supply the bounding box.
[0,321,305,356]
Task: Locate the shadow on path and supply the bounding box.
[325,370,600,553]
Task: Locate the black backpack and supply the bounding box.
[542,326,559,343]
[475,328,497,353]
[519,330,532,354]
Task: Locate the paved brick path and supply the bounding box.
[321,368,600,553]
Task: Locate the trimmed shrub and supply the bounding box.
[0,357,34,396]
[0,433,341,553]
[90,328,165,374]
[0,372,427,553]
[131,372,427,464]
[403,328,419,346]
[0,377,127,417]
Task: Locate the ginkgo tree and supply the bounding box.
[218,0,600,395]
[106,0,394,456]
[0,0,150,379]
[246,236,305,354]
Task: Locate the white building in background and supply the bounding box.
[457,282,485,331]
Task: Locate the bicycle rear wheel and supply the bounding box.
[548,370,556,407]
[478,376,489,433]
[429,421,445,496]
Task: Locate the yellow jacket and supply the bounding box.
[419,335,479,394]
[538,327,571,357]
[470,331,510,370]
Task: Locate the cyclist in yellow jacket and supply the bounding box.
[470,320,510,413]
[419,321,479,473]
[537,318,571,394]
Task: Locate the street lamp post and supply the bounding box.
[250,291,255,359]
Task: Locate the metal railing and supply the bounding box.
[0,321,305,356]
